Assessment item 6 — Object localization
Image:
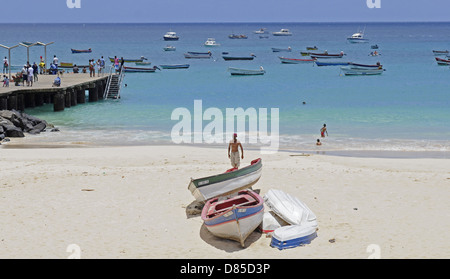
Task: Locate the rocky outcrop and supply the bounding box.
[0,110,58,141]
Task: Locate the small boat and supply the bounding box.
[188,158,262,201]
[135,61,152,66]
[204,38,220,47]
[347,31,369,43]
[262,211,289,234]
[123,66,161,73]
[253,28,268,34]
[184,52,212,59]
[371,44,379,49]
[349,62,383,68]
[270,225,317,250]
[433,50,449,56]
[306,46,318,50]
[71,48,92,54]
[228,34,248,39]
[228,66,265,76]
[187,51,212,55]
[340,66,385,75]
[271,47,292,52]
[259,35,269,39]
[369,51,381,56]
[300,52,311,56]
[60,62,74,68]
[435,57,450,65]
[163,45,176,51]
[163,31,179,41]
[279,57,316,64]
[201,189,264,247]
[159,64,190,69]
[222,54,256,61]
[310,51,345,59]
[109,56,147,63]
[315,61,350,67]
[272,29,292,36]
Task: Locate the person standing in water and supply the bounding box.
[228,133,244,168]
[320,124,328,138]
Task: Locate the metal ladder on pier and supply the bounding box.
[103,66,125,99]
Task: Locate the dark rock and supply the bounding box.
[5,125,24,137]
[33,122,46,132]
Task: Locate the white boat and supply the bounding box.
[263,189,317,227]
[254,28,268,34]
[270,225,317,250]
[163,45,176,51]
[262,211,289,234]
[163,31,179,41]
[135,61,151,66]
[204,38,220,47]
[228,66,265,76]
[341,66,385,76]
[347,31,369,43]
[272,29,292,36]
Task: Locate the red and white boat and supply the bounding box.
[279,57,316,64]
[435,57,450,66]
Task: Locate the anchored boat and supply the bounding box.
[71,48,92,54]
[228,67,265,76]
[279,57,316,64]
[123,66,160,73]
[222,54,256,61]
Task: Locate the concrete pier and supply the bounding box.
[0,73,109,112]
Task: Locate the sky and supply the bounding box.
[1,0,449,23]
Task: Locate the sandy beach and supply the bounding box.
[0,143,448,259]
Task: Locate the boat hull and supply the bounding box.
[160,64,190,69]
[109,57,145,63]
[223,56,255,61]
[163,37,179,41]
[270,225,317,250]
[315,61,350,66]
[347,38,369,43]
[341,67,385,75]
[272,48,291,52]
[71,49,92,54]
[184,53,211,59]
[435,57,450,65]
[228,67,265,75]
[311,54,343,59]
[188,159,262,201]
[123,66,157,73]
[279,57,315,64]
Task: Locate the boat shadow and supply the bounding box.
[199,223,262,252]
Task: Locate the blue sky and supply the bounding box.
[2,0,449,23]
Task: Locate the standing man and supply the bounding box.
[320,124,328,138]
[53,55,59,68]
[228,133,244,168]
[3,57,8,74]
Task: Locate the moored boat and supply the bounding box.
[349,62,382,69]
[159,64,190,69]
[435,57,450,65]
[228,34,248,39]
[222,54,256,61]
[432,50,449,56]
[371,44,379,49]
[315,60,350,67]
[71,48,92,54]
[310,51,345,59]
[184,52,212,59]
[279,57,316,64]
[109,56,147,63]
[347,31,369,43]
[163,45,176,51]
[253,28,268,34]
[271,47,292,52]
[228,66,265,76]
[272,29,292,36]
[306,46,318,50]
[340,66,385,75]
[123,66,161,73]
[188,158,263,201]
[201,189,264,247]
[163,31,179,41]
[204,38,220,47]
[135,61,151,66]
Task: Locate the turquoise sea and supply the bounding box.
[2,22,450,156]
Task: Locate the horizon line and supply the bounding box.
[1,20,450,24]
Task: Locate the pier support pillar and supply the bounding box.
[76,86,86,104]
[65,89,72,108]
[97,81,104,100]
[71,89,77,106]
[35,93,44,107]
[17,94,25,111]
[0,97,7,110]
[43,93,51,104]
[88,83,98,102]
[7,95,17,111]
[53,91,65,112]
[24,94,36,109]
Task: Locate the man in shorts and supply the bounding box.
[228,133,244,168]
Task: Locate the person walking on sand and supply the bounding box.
[320,124,328,138]
[228,133,244,168]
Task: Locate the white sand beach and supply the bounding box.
[0,143,449,259]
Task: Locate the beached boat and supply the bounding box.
[270,225,317,250]
[432,50,449,56]
[123,66,160,73]
[229,34,248,39]
[222,54,256,61]
[163,31,179,41]
[163,45,176,51]
[315,61,350,67]
[71,48,92,54]
[435,57,450,65]
[271,47,292,52]
[263,189,318,227]
[108,56,147,63]
[184,52,212,59]
[306,46,318,50]
[272,29,292,36]
[201,189,264,247]
[159,64,190,69]
[204,38,220,47]
[254,28,268,34]
[279,57,316,64]
[228,67,265,76]
[188,158,262,201]
[340,66,385,75]
[347,31,369,43]
[310,51,345,59]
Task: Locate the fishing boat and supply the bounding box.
[201,189,264,247]
[306,46,318,50]
[315,61,350,67]
[432,50,449,56]
[135,61,151,66]
[123,66,161,73]
[271,47,292,52]
[347,31,369,43]
[371,44,379,49]
[222,54,256,61]
[272,29,292,36]
[310,51,345,59]
[340,66,385,75]
[270,225,317,250]
[435,57,450,65]
[228,66,265,76]
[71,48,92,54]
[279,57,316,64]
[184,52,212,59]
[188,158,262,201]
[300,52,311,56]
[163,31,179,41]
[259,35,269,39]
[254,28,268,34]
[228,34,248,39]
[204,38,220,47]
[159,64,190,69]
[163,45,176,51]
[349,62,382,69]
[108,56,147,63]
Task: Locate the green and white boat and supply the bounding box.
[188,158,262,201]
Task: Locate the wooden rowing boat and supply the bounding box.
[123,66,160,73]
[71,48,92,54]
[228,67,265,75]
[279,57,316,64]
[159,64,190,69]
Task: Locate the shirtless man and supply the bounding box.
[228,133,244,168]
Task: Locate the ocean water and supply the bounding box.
[2,22,450,154]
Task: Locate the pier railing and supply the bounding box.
[103,65,125,99]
